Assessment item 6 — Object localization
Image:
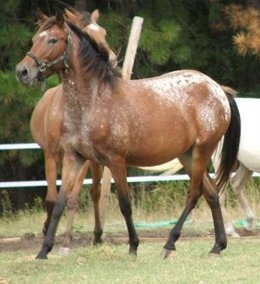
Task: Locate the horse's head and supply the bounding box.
[16,9,117,86]
[65,9,117,66]
[16,10,72,85]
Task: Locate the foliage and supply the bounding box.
[224,4,260,56]
[0,190,12,218]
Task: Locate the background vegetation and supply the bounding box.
[0,0,260,212]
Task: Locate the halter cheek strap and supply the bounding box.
[26,32,72,91]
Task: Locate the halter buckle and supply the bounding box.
[39,62,47,73]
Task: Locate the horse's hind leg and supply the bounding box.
[62,160,91,249]
[219,191,240,237]
[202,174,227,254]
[163,149,204,258]
[89,162,104,245]
[231,163,254,229]
[36,152,85,259]
[99,167,112,230]
[43,150,59,235]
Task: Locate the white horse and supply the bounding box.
[142,97,259,237]
[213,97,260,236]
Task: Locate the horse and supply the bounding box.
[213,97,260,237]
[147,97,259,237]
[29,9,116,247]
[16,11,240,259]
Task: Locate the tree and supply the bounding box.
[224,3,260,56]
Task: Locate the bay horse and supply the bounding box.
[30,9,116,247]
[16,11,240,259]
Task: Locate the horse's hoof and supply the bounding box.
[35,253,48,260]
[93,238,103,246]
[129,248,137,256]
[225,227,240,238]
[230,232,240,238]
[162,249,176,259]
[209,252,221,257]
[59,247,71,256]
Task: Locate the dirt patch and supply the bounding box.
[0,227,259,254]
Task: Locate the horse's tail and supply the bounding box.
[220,85,238,97]
[215,91,241,192]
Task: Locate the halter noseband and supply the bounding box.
[26,32,72,92]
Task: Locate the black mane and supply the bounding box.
[68,22,121,87]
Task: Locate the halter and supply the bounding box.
[26,32,72,92]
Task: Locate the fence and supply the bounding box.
[0,143,259,189]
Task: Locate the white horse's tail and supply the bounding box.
[139,159,183,175]
[221,85,238,97]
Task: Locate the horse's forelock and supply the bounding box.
[36,16,58,34]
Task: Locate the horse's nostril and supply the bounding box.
[20,67,28,77]
[16,66,29,82]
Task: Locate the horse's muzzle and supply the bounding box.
[16,64,38,85]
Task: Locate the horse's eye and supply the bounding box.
[48,38,58,44]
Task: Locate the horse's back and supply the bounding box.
[115,70,231,166]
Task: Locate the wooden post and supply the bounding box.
[122,16,144,79]
[99,16,144,227]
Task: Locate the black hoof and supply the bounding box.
[161,248,176,259]
[129,247,137,256]
[93,237,103,246]
[35,253,48,260]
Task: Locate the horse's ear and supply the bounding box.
[91,9,100,23]
[64,8,77,23]
[36,9,48,24]
[55,8,64,27]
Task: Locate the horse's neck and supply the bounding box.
[62,69,95,106]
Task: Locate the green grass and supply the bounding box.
[0,238,260,284]
[0,208,260,283]
[0,183,259,284]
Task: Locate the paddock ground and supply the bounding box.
[1,212,260,284]
[1,224,260,254]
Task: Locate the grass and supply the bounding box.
[0,181,260,283]
[0,206,260,284]
[0,238,260,283]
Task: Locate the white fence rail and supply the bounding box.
[0,143,259,189]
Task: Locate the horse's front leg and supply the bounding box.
[62,160,91,249]
[36,152,85,259]
[42,150,59,235]
[89,162,104,245]
[109,161,139,255]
